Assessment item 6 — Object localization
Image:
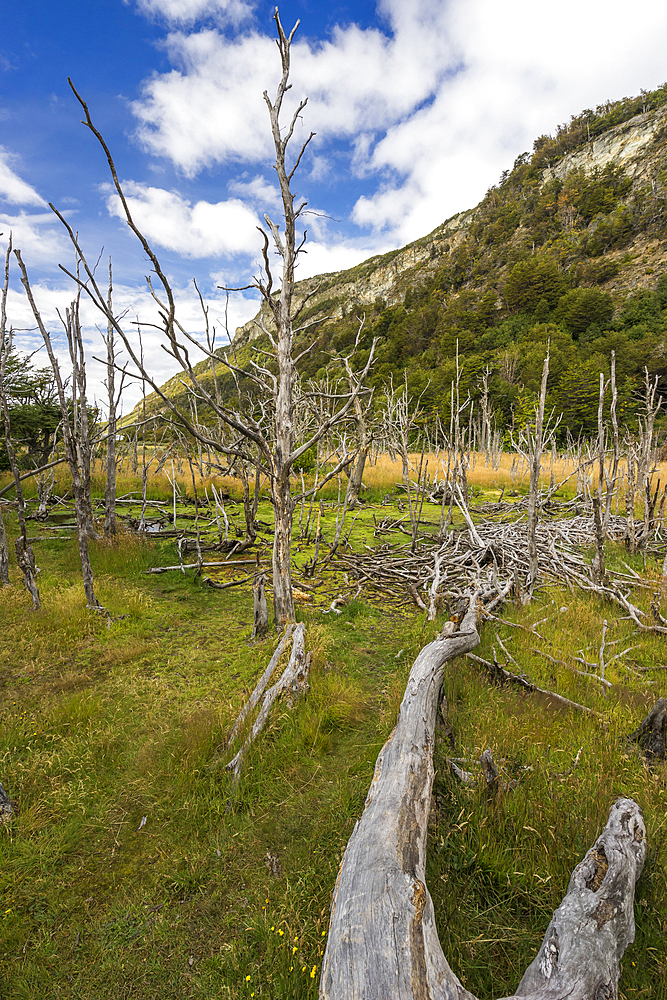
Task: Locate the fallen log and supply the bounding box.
[320,594,645,1000]
[226,622,310,780]
[226,623,294,747]
[320,593,482,1000]
[466,652,604,721]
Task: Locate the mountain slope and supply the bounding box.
[136,83,667,438]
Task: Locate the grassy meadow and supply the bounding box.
[1,455,666,999]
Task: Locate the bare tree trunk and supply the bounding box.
[15,251,99,608]
[251,573,269,639]
[272,471,295,625]
[527,349,549,593]
[625,441,637,555]
[104,260,118,538]
[344,348,372,506]
[0,239,39,606]
[603,352,619,534]
[0,505,8,585]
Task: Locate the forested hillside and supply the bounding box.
[199,81,667,442]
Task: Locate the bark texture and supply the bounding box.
[251,572,269,639]
[505,797,645,1000]
[320,595,646,1000]
[627,697,666,763]
[320,597,482,1000]
[0,504,9,585]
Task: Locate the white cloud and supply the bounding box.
[0,147,47,207]
[293,238,392,282]
[130,0,667,251]
[104,181,262,258]
[4,272,260,412]
[228,173,281,213]
[134,0,252,27]
[0,211,67,264]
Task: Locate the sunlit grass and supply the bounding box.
[0,487,666,997]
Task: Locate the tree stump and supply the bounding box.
[252,572,269,639]
[627,697,666,764]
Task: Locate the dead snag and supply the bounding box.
[0,780,16,823]
[14,536,40,609]
[0,503,9,586]
[626,697,666,764]
[319,594,482,1000]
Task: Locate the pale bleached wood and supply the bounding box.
[320,592,646,1000]
[226,622,309,779]
[320,595,482,1000]
[227,623,295,748]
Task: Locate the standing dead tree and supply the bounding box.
[55,13,374,627]
[382,375,426,551]
[511,348,560,595]
[14,253,100,609]
[0,237,39,605]
[101,258,125,539]
[340,323,374,506]
[320,592,647,1000]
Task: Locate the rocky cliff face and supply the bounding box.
[233,100,667,348]
[543,105,667,185]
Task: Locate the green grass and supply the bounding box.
[1,484,666,999]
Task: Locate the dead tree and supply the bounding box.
[383,375,425,550]
[0,502,8,586]
[341,326,374,505]
[55,15,374,626]
[14,253,100,608]
[511,349,559,595]
[602,352,620,534]
[320,593,647,1000]
[101,258,124,538]
[0,238,39,606]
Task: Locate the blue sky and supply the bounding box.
[3,0,667,408]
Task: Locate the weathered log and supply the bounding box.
[501,797,645,1000]
[320,594,482,1000]
[320,593,645,1000]
[226,623,295,748]
[226,622,310,779]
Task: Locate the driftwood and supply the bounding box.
[320,592,646,999]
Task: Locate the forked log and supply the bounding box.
[320,594,646,1000]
